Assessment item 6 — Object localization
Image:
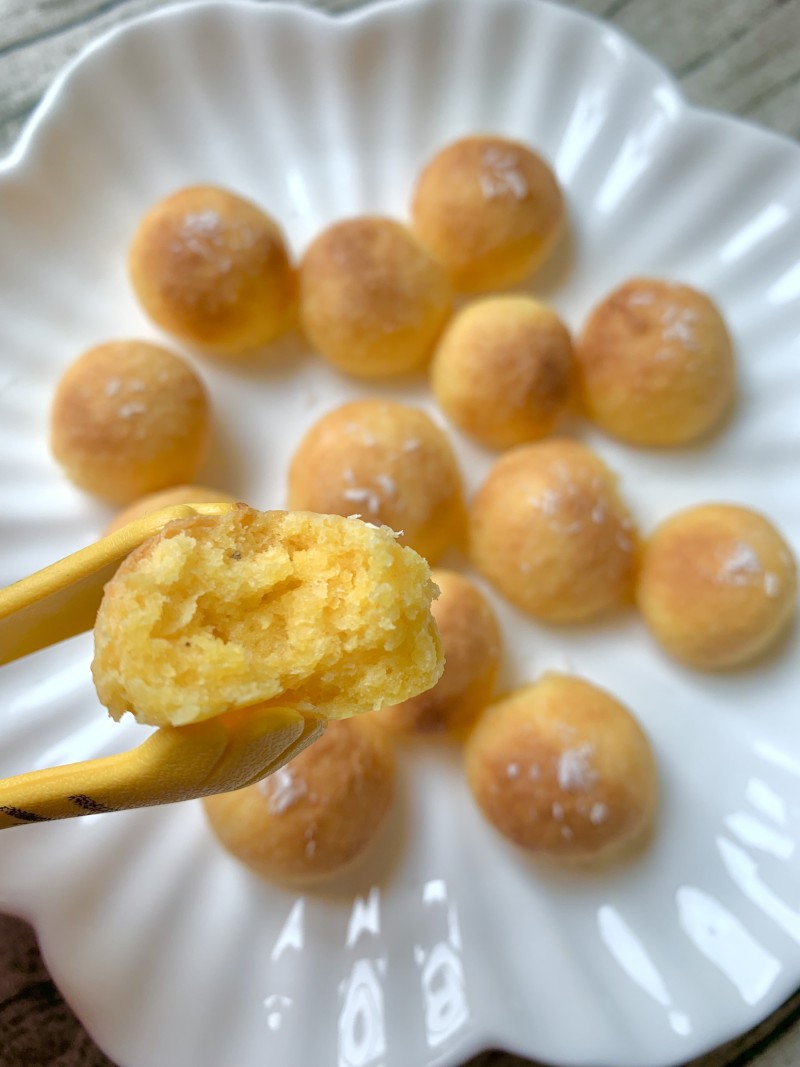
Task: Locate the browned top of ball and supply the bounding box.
[302,218,433,326]
[465,674,657,861]
[411,135,565,291]
[50,340,209,465]
[299,216,452,376]
[204,716,395,882]
[469,438,637,622]
[288,398,465,562]
[576,278,735,445]
[129,185,295,351]
[431,296,574,447]
[637,503,797,668]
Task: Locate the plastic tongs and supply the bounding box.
[0,503,324,829]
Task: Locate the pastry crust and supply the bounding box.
[576,278,735,446]
[431,295,574,448]
[465,674,657,861]
[204,716,395,884]
[637,503,797,668]
[299,216,451,377]
[50,340,210,503]
[411,135,565,292]
[469,439,637,622]
[288,399,465,564]
[129,185,296,354]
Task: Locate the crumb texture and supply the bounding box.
[379,568,501,735]
[92,506,443,726]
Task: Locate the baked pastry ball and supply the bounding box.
[288,399,465,563]
[105,484,238,534]
[204,716,394,884]
[129,185,296,354]
[576,278,735,446]
[50,340,210,504]
[469,439,637,622]
[299,217,452,377]
[92,506,444,727]
[637,504,797,669]
[411,134,565,292]
[465,674,658,861]
[431,296,574,448]
[379,570,502,736]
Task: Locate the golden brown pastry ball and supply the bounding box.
[104,484,238,534]
[92,506,444,727]
[298,217,452,378]
[469,439,637,622]
[431,296,574,448]
[129,185,296,354]
[288,399,465,563]
[379,570,502,736]
[411,135,565,293]
[50,340,210,504]
[576,278,735,446]
[203,716,395,884]
[465,674,657,861]
[637,504,797,669]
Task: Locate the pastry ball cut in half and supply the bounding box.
[637,504,797,669]
[299,216,452,378]
[379,569,502,736]
[204,716,395,884]
[92,506,444,727]
[105,484,238,534]
[288,399,466,564]
[469,439,637,622]
[411,134,566,292]
[431,296,574,448]
[576,278,735,446]
[50,340,211,504]
[465,674,658,862]
[129,185,296,354]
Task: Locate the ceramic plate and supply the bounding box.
[1,1,800,1065]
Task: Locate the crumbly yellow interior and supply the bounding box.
[92,506,443,727]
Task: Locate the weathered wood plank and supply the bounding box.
[0,0,383,157]
[749,73,800,139]
[0,0,131,52]
[613,0,778,76]
[557,0,641,16]
[682,1,800,121]
[0,0,172,158]
[1,0,799,157]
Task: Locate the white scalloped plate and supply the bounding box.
[1,1,800,1066]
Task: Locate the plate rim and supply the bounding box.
[2,3,800,1067]
[3,0,800,183]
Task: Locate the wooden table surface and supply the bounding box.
[1,1,799,1065]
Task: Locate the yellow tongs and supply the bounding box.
[0,504,324,830]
